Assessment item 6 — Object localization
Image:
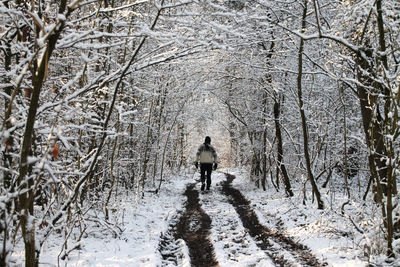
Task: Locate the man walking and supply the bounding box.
[195,136,218,191]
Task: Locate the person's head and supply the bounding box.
[204,136,211,145]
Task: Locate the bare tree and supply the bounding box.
[296,0,324,210]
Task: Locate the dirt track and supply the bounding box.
[158,173,326,266]
[175,184,219,266]
[159,184,218,267]
[221,173,326,267]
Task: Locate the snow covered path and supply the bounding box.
[159,172,326,267]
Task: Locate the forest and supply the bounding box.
[1,0,399,266]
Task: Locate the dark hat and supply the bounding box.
[205,136,211,144]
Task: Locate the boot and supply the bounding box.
[201,183,205,191]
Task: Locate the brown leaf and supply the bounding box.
[52,144,59,159]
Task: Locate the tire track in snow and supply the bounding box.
[222,173,327,267]
[158,211,190,266]
[158,183,218,267]
[199,175,275,267]
[176,183,218,267]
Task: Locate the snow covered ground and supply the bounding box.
[12,168,397,266]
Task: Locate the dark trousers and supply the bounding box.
[200,163,213,187]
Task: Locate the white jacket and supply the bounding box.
[196,144,218,164]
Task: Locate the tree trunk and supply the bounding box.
[340,86,350,199]
[262,126,267,191]
[141,92,155,197]
[353,0,396,256]
[2,41,14,194]
[273,93,293,197]
[104,122,119,221]
[356,53,387,198]
[2,42,16,267]
[18,9,68,263]
[376,0,395,256]
[158,103,185,193]
[18,57,44,267]
[297,0,323,209]
[152,85,167,183]
[262,92,268,191]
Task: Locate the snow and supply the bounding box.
[58,14,66,22]
[10,169,395,266]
